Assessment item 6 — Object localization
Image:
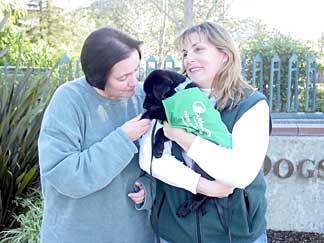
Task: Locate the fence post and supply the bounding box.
[58,54,72,84]
[287,54,299,112]
[305,55,317,112]
[163,55,175,70]
[241,56,246,80]
[146,55,157,77]
[252,54,263,92]
[75,59,81,78]
[322,94,324,113]
[270,54,281,112]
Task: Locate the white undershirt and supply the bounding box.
[139,95,270,193]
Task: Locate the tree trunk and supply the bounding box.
[183,0,193,29]
[39,0,43,39]
[158,0,167,67]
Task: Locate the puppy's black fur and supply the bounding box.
[141,69,214,217]
[142,69,196,158]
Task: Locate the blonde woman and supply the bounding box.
[139,22,271,243]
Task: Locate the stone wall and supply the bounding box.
[265,120,324,233]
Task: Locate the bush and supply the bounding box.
[0,189,42,243]
[240,30,319,112]
[0,14,56,230]
[0,12,62,67]
[0,64,55,230]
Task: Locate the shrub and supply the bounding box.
[0,189,42,243]
[240,30,318,112]
[0,14,56,230]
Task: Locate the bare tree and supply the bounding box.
[150,0,235,33]
[152,0,181,31]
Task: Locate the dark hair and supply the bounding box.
[81,28,143,90]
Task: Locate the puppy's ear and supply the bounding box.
[143,75,153,93]
[153,84,171,100]
[144,70,166,93]
[163,70,187,85]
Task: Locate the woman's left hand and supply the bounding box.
[163,121,196,152]
[128,182,145,204]
[163,121,185,141]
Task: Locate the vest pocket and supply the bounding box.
[227,189,251,236]
[156,192,166,217]
[243,189,252,230]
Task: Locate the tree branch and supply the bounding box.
[217,0,236,24]
[151,0,180,31]
[168,0,181,31]
[205,0,218,20]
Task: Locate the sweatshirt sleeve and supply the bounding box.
[134,174,156,211]
[187,100,270,188]
[38,86,138,199]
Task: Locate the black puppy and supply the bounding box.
[141,69,196,158]
[141,69,215,217]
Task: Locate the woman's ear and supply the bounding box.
[222,53,229,64]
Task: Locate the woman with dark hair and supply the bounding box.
[38,28,153,242]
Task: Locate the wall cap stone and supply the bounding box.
[272,119,324,136]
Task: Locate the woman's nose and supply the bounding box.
[185,52,196,63]
[128,73,138,87]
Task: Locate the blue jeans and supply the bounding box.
[154,232,268,243]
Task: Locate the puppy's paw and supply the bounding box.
[152,140,165,158]
[152,146,163,158]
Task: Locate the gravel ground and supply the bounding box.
[267,230,324,243]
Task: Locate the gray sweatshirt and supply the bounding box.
[38,77,154,243]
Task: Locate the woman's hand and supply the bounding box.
[128,182,145,204]
[122,114,151,141]
[163,121,195,152]
[196,177,234,198]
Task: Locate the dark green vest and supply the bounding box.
[152,90,270,243]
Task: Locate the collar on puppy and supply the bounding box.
[174,78,192,92]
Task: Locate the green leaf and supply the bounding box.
[16,172,26,185]
[16,167,38,195]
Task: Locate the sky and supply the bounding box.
[228,0,324,41]
[51,0,324,41]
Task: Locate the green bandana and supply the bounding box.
[162,87,232,148]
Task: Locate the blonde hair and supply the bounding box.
[176,22,254,111]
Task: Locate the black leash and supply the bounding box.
[149,120,160,243]
[213,194,233,243]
